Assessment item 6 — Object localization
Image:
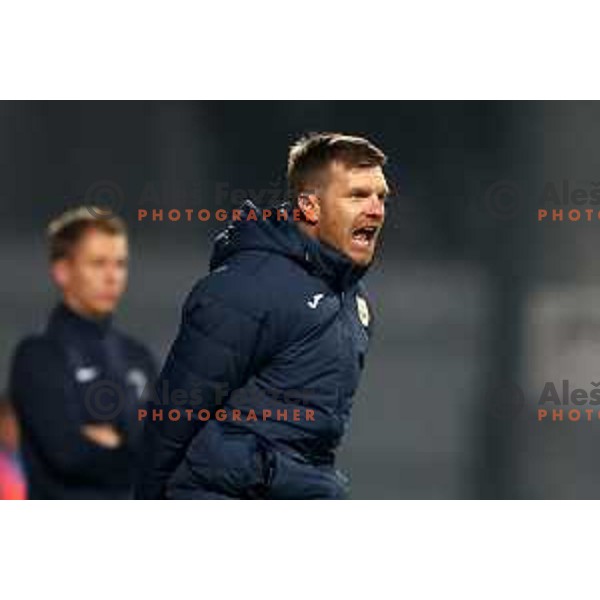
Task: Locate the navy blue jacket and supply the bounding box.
[136,200,375,499]
[9,304,157,499]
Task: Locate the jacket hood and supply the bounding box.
[209,200,369,291]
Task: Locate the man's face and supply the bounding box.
[52,229,128,317]
[311,161,388,267]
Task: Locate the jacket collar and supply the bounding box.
[48,302,113,339]
[292,222,370,292]
[210,199,371,292]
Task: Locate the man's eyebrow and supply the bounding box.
[349,186,372,196]
[348,184,390,197]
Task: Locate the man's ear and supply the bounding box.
[50,259,70,289]
[297,193,320,224]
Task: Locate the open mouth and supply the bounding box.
[351,225,378,247]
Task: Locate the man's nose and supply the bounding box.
[105,265,122,285]
[366,195,385,219]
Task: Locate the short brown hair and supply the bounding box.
[287,132,387,199]
[47,207,127,262]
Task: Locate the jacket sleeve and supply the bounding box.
[135,271,273,499]
[9,337,131,484]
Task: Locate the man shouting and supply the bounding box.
[137,132,388,499]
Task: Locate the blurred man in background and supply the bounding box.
[0,394,26,500]
[137,132,388,499]
[9,207,156,499]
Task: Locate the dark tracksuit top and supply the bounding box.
[136,200,375,500]
[9,303,157,499]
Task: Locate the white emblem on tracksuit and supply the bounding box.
[356,295,370,327]
[75,366,99,383]
[307,293,325,309]
[126,369,148,399]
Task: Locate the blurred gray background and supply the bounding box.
[2,100,599,498]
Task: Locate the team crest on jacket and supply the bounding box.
[356,295,370,327]
[126,368,148,399]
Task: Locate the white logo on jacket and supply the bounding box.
[307,293,325,309]
[356,295,370,327]
[74,366,99,383]
[126,369,148,399]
